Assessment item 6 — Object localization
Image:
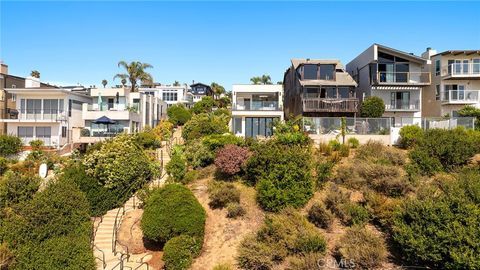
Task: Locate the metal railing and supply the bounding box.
[303,117,392,135]
[442,90,480,103]
[302,98,358,112]
[376,72,431,84]
[447,63,480,76]
[233,101,280,111]
[90,216,106,269]
[396,117,475,130]
[385,100,420,111]
[12,109,66,121]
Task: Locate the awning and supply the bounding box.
[93,116,116,124]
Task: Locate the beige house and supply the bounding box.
[422,50,480,117]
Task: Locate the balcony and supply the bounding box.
[233,101,280,111]
[385,100,420,111]
[445,63,480,79]
[83,103,141,122]
[1,109,66,122]
[302,98,358,113]
[376,72,430,85]
[442,90,480,104]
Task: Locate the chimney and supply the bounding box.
[421,47,437,60]
[0,63,8,74]
[25,76,41,88]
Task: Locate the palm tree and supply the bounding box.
[250,76,262,84]
[113,61,153,92]
[101,79,108,88]
[261,74,272,84]
[211,82,225,99]
[121,78,127,86]
[173,81,180,86]
[277,81,283,85]
[30,70,40,78]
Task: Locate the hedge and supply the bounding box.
[162,235,202,270]
[0,134,22,157]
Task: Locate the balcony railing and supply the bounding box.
[302,98,358,113]
[87,103,139,113]
[447,63,480,76]
[442,90,480,103]
[376,72,431,84]
[385,100,420,111]
[11,109,65,121]
[233,101,280,111]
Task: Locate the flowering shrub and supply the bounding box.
[214,145,250,176]
[153,120,174,141]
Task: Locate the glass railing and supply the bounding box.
[442,90,479,103]
[385,100,420,111]
[377,72,430,84]
[448,63,480,76]
[15,109,63,121]
[234,101,280,111]
[302,98,358,113]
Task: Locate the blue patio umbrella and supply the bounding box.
[93,116,116,124]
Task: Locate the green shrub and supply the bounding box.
[324,184,350,216]
[226,202,245,218]
[337,227,387,269]
[184,139,215,168]
[29,139,44,150]
[347,137,359,148]
[318,142,332,156]
[237,235,281,270]
[141,184,206,244]
[399,125,424,149]
[328,140,341,151]
[273,118,311,146]
[1,179,95,270]
[338,144,350,157]
[341,203,370,226]
[190,96,215,114]
[287,252,324,270]
[163,235,202,270]
[212,263,233,270]
[135,127,161,149]
[360,96,385,117]
[202,134,243,152]
[392,168,480,269]
[0,157,9,176]
[307,202,334,229]
[0,134,22,157]
[183,170,199,184]
[315,161,334,188]
[83,134,158,189]
[168,104,192,126]
[355,140,405,165]
[182,113,229,141]
[208,181,240,209]
[166,152,187,183]
[364,191,401,229]
[0,171,41,209]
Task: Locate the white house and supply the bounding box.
[0,77,92,148]
[231,84,284,138]
[139,84,193,108]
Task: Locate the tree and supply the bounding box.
[173,81,181,86]
[261,74,272,84]
[101,79,107,88]
[30,70,40,78]
[113,61,153,92]
[191,96,215,114]
[277,81,283,85]
[211,82,225,99]
[250,76,262,85]
[121,78,127,86]
[0,134,23,157]
[167,104,192,126]
[182,113,229,141]
[360,96,385,117]
[458,105,480,130]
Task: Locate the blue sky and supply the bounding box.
[1,1,479,90]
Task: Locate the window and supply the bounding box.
[68,99,72,117]
[245,117,278,138]
[390,91,411,110]
[435,85,440,100]
[233,117,242,135]
[303,65,317,80]
[338,88,351,98]
[435,59,441,76]
[445,84,465,100]
[162,91,178,101]
[319,65,335,80]
[326,87,337,98]
[12,94,16,101]
[18,126,34,139]
[108,98,114,109]
[62,126,67,138]
[474,59,480,73]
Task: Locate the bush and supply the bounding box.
[208,181,240,209]
[166,152,187,182]
[163,235,202,270]
[392,168,480,269]
[341,203,370,226]
[411,128,478,172]
[360,96,385,117]
[237,209,326,269]
[202,134,244,152]
[141,184,206,244]
[337,227,387,269]
[182,113,229,141]
[135,127,161,149]
[324,184,350,216]
[83,134,158,189]
[318,142,332,156]
[183,170,198,184]
[338,144,350,157]
[273,118,311,146]
[153,120,174,141]
[1,179,95,270]
[287,252,324,270]
[226,202,246,218]
[328,140,341,151]
[355,140,405,165]
[347,137,359,148]
[399,125,424,149]
[0,157,8,176]
[0,134,22,157]
[191,96,215,114]
[307,202,334,229]
[168,104,192,126]
[315,161,334,188]
[364,191,401,229]
[184,139,215,168]
[0,171,41,209]
[29,139,44,150]
[214,145,250,176]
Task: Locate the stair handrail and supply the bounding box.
[90,216,106,269]
[134,261,149,270]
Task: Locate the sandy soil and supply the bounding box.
[189,176,265,270]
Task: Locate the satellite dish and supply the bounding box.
[39,163,48,178]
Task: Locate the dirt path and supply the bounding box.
[189,176,264,270]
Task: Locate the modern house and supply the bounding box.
[283,59,358,118]
[346,44,431,125]
[0,77,92,148]
[421,49,480,117]
[190,82,213,102]
[79,87,167,140]
[139,84,193,108]
[231,84,284,138]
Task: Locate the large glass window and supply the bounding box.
[245,117,278,138]
[319,65,335,80]
[338,88,351,98]
[326,87,337,98]
[233,117,242,135]
[304,88,319,98]
[474,59,480,74]
[390,91,411,109]
[26,99,41,119]
[435,60,441,76]
[18,126,33,139]
[303,65,317,80]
